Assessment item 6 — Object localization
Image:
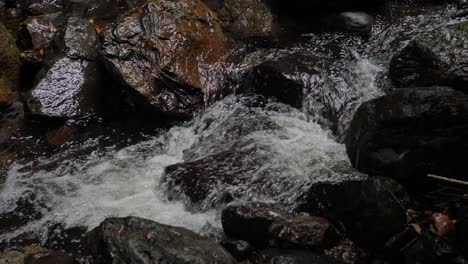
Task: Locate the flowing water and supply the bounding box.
[0,1,460,257]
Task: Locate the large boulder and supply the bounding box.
[101,0,228,119]
[0,22,21,110]
[345,86,468,182]
[24,16,102,119]
[221,203,338,249]
[88,217,237,264]
[304,177,411,250]
[389,21,468,91]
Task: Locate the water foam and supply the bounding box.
[0,96,358,244]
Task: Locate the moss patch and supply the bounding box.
[0,22,21,109]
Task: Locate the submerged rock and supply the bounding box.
[88,216,237,264]
[345,86,468,183]
[101,0,227,119]
[0,22,21,111]
[389,21,468,91]
[24,16,102,119]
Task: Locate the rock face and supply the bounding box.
[304,177,411,249]
[101,0,227,119]
[88,217,237,264]
[345,86,468,182]
[24,16,102,119]
[389,21,468,91]
[0,22,21,110]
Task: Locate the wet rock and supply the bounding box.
[389,21,468,91]
[325,240,367,264]
[101,0,228,118]
[0,22,21,111]
[202,0,224,10]
[403,237,468,264]
[163,148,264,206]
[46,124,77,145]
[219,0,282,39]
[221,203,286,246]
[24,16,102,119]
[304,177,411,250]
[220,239,253,261]
[239,57,307,108]
[221,203,338,249]
[63,0,143,21]
[0,246,78,264]
[88,216,237,264]
[21,0,62,16]
[345,86,468,182]
[270,216,339,249]
[322,12,374,35]
[250,249,342,264]
[17,14,60,50]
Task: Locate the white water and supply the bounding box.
[0,96,362,243]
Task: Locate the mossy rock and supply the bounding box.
[0,22,21,110]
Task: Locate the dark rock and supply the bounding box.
[221,203,339,249]
[221,203,286,246]
[17,14,60,50]
[202,0,224,10]
[24,16,102,119]
[21,0,63,16]
[163,148,264,207]
[269,216,339,249]
[239,58,307,108]
[404,237,468,264]
[220,239,253,261]
[345,86,468,182]
[101,0,228,119]
[0,22,21,111]
[88,216,237,264]
[325,240,367,264]
[219,0,282,38]
[250,249,342,264]
[389,21,468,91]
[322,12,374,35]
[63,0,143,21]
[304,177,411,250]
[0,246,78,264]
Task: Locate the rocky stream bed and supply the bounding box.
[0,0,467,263]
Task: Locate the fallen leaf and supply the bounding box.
[431,213,456,237]
[95,26,102,34]
[89,18,95,24]
[409,223,422,235]
[39,49,44,56]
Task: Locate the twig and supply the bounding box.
[427,174,468,187]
